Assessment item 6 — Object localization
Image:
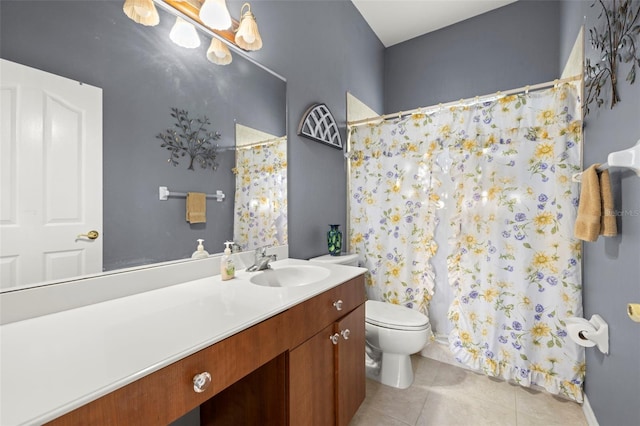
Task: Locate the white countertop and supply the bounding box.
[0,258,366,425]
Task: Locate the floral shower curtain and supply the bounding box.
[233,138,287,251]
[446,83,584,401]
[348,82,584,401]
[348,119,443,314]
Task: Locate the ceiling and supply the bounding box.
[351,0,517,47]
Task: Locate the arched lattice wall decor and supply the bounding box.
[297,103,342,149]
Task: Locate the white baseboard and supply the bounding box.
[582,394,599,426]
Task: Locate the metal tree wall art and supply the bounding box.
[157,107,221,171]
[584,0,640,114]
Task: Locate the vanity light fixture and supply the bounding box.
[122,0,159,26]
[234,3,262,51]
[199,0,232,30]
[206,37,232,65]
[169,16,201,48]
[123,0,264,65]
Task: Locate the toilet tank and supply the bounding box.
[309,253,359,267]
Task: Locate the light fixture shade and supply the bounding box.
[199,0,232,30]
[206,38,232,65]
[170,17,201,49]
[235,3,262,51]
[123,0,160,26]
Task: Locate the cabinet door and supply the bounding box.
[289,323,335,426]
[335,304,366,426]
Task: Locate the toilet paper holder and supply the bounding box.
[565,314,609,354]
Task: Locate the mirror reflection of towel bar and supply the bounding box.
[158,186,225,202]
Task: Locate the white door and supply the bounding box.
[0,59,102,289]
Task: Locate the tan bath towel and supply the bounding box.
[599,169,617,237]
[186,192,206,224]
[574,164,617,241]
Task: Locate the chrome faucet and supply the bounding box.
[246,246,277,272]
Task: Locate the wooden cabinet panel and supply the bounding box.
[289,323,336,426]
[47,312,289,426]
[335,304,366,426]
[287,276,365,349]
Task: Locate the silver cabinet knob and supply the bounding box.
[340,329,351,340]
[333,300,343,311]
[193,372,212,393]
[330,333,340,345]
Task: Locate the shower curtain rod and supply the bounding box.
[347,74,582,128]
[235,136,286,150]
[219,135,286,151]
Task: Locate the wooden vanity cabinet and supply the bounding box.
[48,275,366,426]
[288,277,366,426]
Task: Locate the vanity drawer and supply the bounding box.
[287,275,365,349]
[47,311,289,426]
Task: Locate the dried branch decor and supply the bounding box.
[157,107,221,171]
[585,0,640,114]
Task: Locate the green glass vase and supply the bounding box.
[327,224,342,256]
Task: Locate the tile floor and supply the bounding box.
[350,355,588,426]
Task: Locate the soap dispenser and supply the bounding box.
[191,239,209,259]
[220,241,235,281]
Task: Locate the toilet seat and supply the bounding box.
[365,300,429,331]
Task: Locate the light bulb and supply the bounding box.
[199,0,232,30]
[169,17,201,49]
[206,38,232,65]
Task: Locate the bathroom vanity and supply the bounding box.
[0,258,366,425]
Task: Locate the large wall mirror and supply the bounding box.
[0,0,287,290]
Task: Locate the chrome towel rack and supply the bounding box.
[158,186,225,202]
[573,139,640,182]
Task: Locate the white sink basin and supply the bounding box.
[249,265,331,287]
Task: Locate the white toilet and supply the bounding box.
[309,253,431,389]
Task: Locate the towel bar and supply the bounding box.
[572,139,640,182]
[158,186,225,202]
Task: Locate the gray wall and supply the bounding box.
[384,0,561,112]
[248,0,386,260]
[384,1,640,425]
[1,0,286,270]
[560,1,640,425]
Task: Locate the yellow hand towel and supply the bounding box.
[599,169,617,237]
[186,192,206,224]
[574,164,601,242]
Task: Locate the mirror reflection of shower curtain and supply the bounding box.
[233,137,287,251]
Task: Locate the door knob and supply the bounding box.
[77,230,99,240]
[333,300,343,311]
[340,329,351,340]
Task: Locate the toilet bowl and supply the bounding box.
[364,300,430,389]
[309,253,431,389]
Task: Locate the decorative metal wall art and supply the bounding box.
[298,103,342,149]
[584,0,640,114]
[157,107,220,171]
